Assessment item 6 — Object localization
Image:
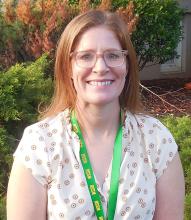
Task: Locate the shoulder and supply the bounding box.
[124,111,178,179]
[125,111,177,148]
[16,109,73,159]
[124,112,171,138]
[14,109,72,185]
[23,109,71,137]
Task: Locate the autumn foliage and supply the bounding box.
[0,0,138,69]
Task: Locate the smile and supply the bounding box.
[87,81,113,86]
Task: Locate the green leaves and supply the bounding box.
[0,0,184,71]
[0,55,53,217]
[0,54,53,122]
[0,127,12,198]
[184,193,191,220]
[161,115,191,220]
[113,0,184,70]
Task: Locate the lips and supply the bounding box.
[87,80,114,86]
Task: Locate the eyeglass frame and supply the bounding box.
[70,49,128,68]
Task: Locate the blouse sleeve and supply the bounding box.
[142,117,178,180]
[13,126,51,187]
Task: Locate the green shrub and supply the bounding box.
[184,193,191,220]
[0,54,53,137]
[0,196,6,220]
[0,55,53,217]
[112,0,184,70]
[0,127,11,220]
[0,127,12,195]
[0,0,183,71]
[161,116,191,220]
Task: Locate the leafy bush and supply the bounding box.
[184,193,191,220]
[0,54,53,218]
[0,54,53,135]
[0,1,25,70]
[0,127,11,220]
[0,0,183,71]
[0,127,12,195]
[161,116,191,220]
[111,0,184,70]
[0,0,77,69]
[0,196,6,220]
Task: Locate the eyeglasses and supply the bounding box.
[71,50,128,68]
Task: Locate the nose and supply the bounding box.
[92,55,109,74]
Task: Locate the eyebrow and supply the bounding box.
[74,49,124,53]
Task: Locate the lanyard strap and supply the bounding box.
[70,111,123,220]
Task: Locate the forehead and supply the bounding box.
[74,26,122,52]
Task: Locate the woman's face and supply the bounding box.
[71,26,127,108]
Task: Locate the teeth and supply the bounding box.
[88,81,112,86]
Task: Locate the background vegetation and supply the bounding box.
[0,0,183,71]
[0,0,189,219]
[0,55,53,219]
[161,116,191,220]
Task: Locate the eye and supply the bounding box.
[77,52,94,61]
[106,51,121,60]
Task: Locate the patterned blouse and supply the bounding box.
[14,109,178,220]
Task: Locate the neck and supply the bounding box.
[75,102,121,138]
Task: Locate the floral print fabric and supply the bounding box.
[13,109,178,219]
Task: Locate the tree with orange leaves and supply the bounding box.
[0,0,183,72]
[0,0,139,70]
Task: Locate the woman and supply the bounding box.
[7,10,185,220]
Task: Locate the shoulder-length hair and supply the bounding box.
[41,10,142,118]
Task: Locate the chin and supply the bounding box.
[87,96,119,106]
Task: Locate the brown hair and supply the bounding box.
[41,10,142,118]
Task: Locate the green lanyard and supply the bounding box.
[70,111,123,220]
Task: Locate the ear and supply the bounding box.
[124,70,128,79]
[70,65,73,80]
[126,62,129,74]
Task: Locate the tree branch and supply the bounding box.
[140,83,188,115]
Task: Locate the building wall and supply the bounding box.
[140,0,191,80]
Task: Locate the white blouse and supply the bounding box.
[14,109,178,220]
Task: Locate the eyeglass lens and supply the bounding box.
[75,50,127,68]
